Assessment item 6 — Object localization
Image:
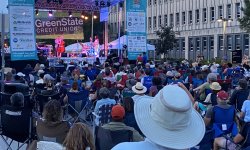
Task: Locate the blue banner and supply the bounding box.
[126,0,147,60]
[9,0,37,61]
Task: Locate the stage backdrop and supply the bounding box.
[35,16,84,40]
[126,0,147,60]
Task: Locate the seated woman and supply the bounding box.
[63,122,95,150]
[36,99,70,144]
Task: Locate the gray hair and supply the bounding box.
[207,73,217,83]
[99,87,110,99]
[10,92,24,107]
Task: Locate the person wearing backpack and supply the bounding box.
[141,69,153,94]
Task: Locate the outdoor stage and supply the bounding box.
[48,56,107,66]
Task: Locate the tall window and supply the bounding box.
[170,14,174,26]
[210,37,214,50]
[245,34,249,51]
[176,40,180,51]
[196,38,200,51]
[227,4,232,19]
[153,16,157,29]
[189,38,194,51]
[164,15,168,26]
[148,17,152,30]
[182,39,185,51]
[189,11,193,24]
[158,15,162,27]
[182,12,186,25]
[235,35,241,50]
[236,3,241,18]
[219,36,224,50]
[227,35,232,51]
[148,0,152,6]
[176,13,180,26]
[210,7,215,21]
[154,0,157,5]
[203,37,207,50]
[203,8,207,22]
[218,6,223,19]
[159,0,162,5]
[195,9,200,23]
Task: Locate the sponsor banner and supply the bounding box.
[35,17,84,39]
[126,0,147,60]
[9,0,34,5]
[9,5,37,60]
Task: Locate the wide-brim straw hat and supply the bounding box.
[134,85,205,149]
[210,82,221,91]
[132,82,147,94]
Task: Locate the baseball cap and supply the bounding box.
[111,105,125,120]
[217,90,229,100]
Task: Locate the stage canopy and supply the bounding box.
[35,0,124,11]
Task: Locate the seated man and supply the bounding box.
[94,87,116,114]
[102,105,144,142]
[10,92,25,108]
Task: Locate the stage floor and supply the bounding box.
[48,57,107,66]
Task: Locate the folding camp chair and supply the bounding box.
[92,104,115,127]
[36,93,60,113]
[66,91,90,124]
[0,105,33,150]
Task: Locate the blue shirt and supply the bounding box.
[94,98,116,113]
[242,100,250,122]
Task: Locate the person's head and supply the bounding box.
[10,92,24,108]
[64,122,95,150]
[145,69,151,76]
[119,66,125,72]
[132,82,147,95]
[143,52,146,56]
[217,90,229,104]
[111,105,125,122]
[99,87,110,99]
[39,72,45,79]
[104,68,111,76]
[71,82,78,91]
[207,73,217,83]
[210,82,221,93]
[42,100,63,122]
[5,72,13,81]
[88,64,93,70]
[227,63,233,68]
[123,97,134,113]
[152,76,162,86]
[239,79,248,89]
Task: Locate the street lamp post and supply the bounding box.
[217,18,233,61]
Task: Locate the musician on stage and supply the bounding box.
[55,36,65,57]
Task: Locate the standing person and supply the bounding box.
[55,36,65,58]
[112,85,205,150]
[131,82,149,102]
[136,54,143,65]
[141,69,153,94]
[142,52,147,65]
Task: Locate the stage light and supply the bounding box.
[93,15,97,19]
[107,1,111,7]
[84,16,89,20]
[81,12,85,18]
[68,11,72,17]
[35,9,39,15]
[48,10,53,17]
[95,1,98,6]
[100,0,105,7]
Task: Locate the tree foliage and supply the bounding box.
[239,0,250,32]
[156,26,176,57]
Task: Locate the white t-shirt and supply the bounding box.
[112,139,188,150]
[241,100,250,122]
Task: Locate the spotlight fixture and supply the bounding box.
[95,1,98,6]
[48,10,53,17]
[93,15,97,19]
[81,12,85,18]
[84,16,89,20]
[68,11,72,17]
[100,0,105,7]
[35,9,39,15]
[107,1,111,7]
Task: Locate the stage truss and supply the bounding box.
[35,0,124,11]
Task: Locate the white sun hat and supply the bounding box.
[134,85,205,149]
[132,82,147,94]
[17,72,25,77]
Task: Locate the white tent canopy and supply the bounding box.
[101,35,155,51]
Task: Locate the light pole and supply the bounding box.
[217,18,233,61]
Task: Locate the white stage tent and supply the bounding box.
[101,35,155,51]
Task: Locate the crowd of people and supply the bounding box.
[2,55,250,150]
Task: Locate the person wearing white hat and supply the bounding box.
[131,82,151,103]
[112,84,205,150]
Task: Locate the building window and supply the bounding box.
[210,37,214,50]
[189,11,193,24]
[227,4,232,19]
[219,36,224,50]
[148,0,152,6]
[189,38,194,51]
[203,8,207,22]
[153,16,157,29]
[176,40,180,51]
[164,15,168,26]
[218,6,223,19]
[227,35,232,51]
[176,13,180,26]
[235,35,241,50]
[196,38,200,51]
[110,23,113,32]
[203,37,207,50]
[195,9,200,23]
[245,34,249,51]
[148,17,152,30]
[210,7,215,21]
[236,3,241,18]
[170,14,174,26]
[182,12,186,25]
[158,15,162,27]
[182,39,185,51]
[159,0,162,5]
[154,0,157,5]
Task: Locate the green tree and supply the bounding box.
[156,26,176,58]
[239,0,250,32]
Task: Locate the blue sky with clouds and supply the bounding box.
[0,0,8,14]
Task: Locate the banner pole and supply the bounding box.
[1,13,5,92]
